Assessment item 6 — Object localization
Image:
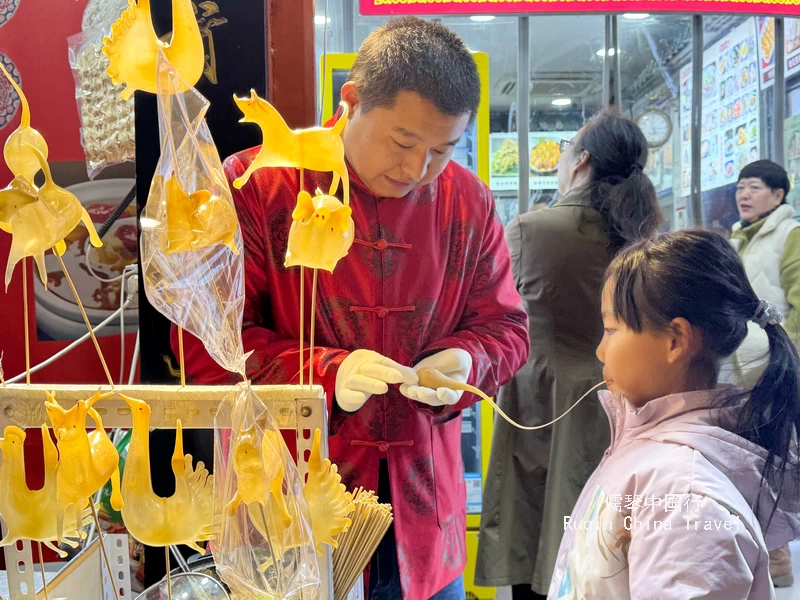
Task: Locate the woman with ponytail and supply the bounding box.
[477,110,662,599]
[549,229,800,598]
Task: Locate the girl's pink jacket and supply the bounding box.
[549,388,800,600]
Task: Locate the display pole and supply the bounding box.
[690,15,704,225]
[299,168,306,387]
[775,18,786,166]
[166,546,173,600]
[37,542,49,600]
[90,499,121,600]
[517,17,530,216]
[178,327,186,388]
[22,258,30,385]
[309,269,318,388]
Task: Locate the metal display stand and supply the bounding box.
[0,384,334,600]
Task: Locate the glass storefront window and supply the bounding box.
[620,15,693,233]
[353,11,389,46]
[315,0,344,122]
[316,6,797,233]
[440,16,518,225]
[317,6,520,226]
[314,1,387,119]
[520,16,605,218]
[698,16,762,237]
[315,0,344,62]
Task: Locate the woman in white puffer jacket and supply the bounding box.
[729,159,800,588]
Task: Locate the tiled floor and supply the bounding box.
[494,540,800,599]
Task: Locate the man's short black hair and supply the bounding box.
[739,159,791,201]
[348,16,480,123]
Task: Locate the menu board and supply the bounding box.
[489,131,577,191]
[757,17,775,88]
[787,19,800,78]
[680,18,760,196]
[757,18,800,87]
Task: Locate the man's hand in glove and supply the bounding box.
[335,349,418,413]
[399,348,473,408]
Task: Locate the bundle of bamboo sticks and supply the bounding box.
[332,488,393,600]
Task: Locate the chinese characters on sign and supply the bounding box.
[603,493,697,512]
[564,493,746,533]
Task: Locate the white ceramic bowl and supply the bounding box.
[33,178,138,341]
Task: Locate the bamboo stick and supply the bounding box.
[55,254,114,388]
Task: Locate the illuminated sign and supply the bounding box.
[361,0,800,17]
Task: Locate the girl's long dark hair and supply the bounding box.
[578,109,663,253]
[607,229,800,526]
[606,230,800,526]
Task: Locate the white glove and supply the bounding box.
[335,350,418,413]
[399,348,473,407]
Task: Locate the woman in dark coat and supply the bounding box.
[476,110,662,599]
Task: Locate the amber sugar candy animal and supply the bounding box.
[120,394,213,552]
[304,428,354,555]
[45,390,123,543]
[0,425,89,556]
[102,0,204,99]
[0,61,48,182]
[285,188,354,272]
[232,91,350,208]
[0,66,101,289]
[228,425,291,526]
[160,175,239,255]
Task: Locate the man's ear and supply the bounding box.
[341,82,360,114]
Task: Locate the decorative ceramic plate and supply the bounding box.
[0,53,20,130]
[0,0,20,28]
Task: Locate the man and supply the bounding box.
[729,159,800,589]
[176,17,529,599]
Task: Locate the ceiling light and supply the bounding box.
[551,98,572,107]
[314,15,331,25]
[470,15,496,22]
[622,13,649,19]
[596,48,617,57]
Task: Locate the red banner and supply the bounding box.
[361,0,800,17]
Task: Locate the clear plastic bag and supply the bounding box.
[82,0,130,32]
[212,382,320,599]
[68,24,135,179]
[140,51,247,376]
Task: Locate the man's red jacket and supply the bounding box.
[173,147,529,599]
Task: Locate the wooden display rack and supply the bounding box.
[0,383,334,600]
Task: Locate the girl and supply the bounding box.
[479,110,661,600]
[549,229,800,599]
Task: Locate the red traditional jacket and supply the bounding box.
[174,147,529,599]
